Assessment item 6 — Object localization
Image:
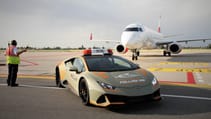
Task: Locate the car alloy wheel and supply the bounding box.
[79,79,90,105]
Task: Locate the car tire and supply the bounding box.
[55,68,64,88]
[152,89,162,101]
[79,79,90,106]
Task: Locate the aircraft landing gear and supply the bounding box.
[132,50,139,60]
[163,50,171,56]
[132,54,138,60]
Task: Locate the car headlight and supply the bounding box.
[97,81,116,90]
[152,77,158,86]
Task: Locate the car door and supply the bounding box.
[68,58,85,93]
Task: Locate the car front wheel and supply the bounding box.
[79,79,90,106]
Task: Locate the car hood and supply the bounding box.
[91,68,153,88]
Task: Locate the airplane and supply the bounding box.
[90,17,211,60]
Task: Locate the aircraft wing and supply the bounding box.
[156,38,211,46]
[89,33,120,43]
[176,38,211,43]
[91,40,120,43]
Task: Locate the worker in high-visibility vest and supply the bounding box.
[5,40,27,87]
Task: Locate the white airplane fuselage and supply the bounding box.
[115,23,184,60]
[120,24,162,49]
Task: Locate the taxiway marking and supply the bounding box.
[162,94,211,101]
[0,74,54,80]
[187,72,196,84]
[195,72,204,83]
[148,68,211,73]
[158,62,208,66]
[0,83,63,90]
[148,62,211,73]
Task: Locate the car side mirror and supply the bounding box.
[69,66,81,73]
[136,63,140,66]
[69,66,78,72]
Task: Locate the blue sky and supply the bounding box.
[0,0,211,48]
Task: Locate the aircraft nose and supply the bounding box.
[121,32,138,48]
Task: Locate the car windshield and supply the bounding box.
[84,55,139,72]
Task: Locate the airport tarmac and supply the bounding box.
[0,77,211,119]
[0,49,211,119]
[1,49,211,88]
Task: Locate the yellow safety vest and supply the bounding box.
[6,46,20,64]
[6,56,20,64]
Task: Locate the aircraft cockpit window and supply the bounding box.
[138,28,143,32]
[125,27,143,32]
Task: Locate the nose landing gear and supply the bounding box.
[132,50,139,60]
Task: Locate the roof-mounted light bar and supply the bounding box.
[83,49,113,56]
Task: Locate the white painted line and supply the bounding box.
[0,84,7,86]
[195,73,203,80]
[21,84,64,90]
[162,94,211,101]
[0,83,64,90]
[198,80,204,83]
[195,72,204,83]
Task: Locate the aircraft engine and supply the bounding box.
[168,43,182,54]
[115,44,128,54]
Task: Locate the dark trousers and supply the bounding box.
[7,64,18,86]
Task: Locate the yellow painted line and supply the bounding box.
[159,62,208,66]
[0,74,54,80]
[148,68,211,73]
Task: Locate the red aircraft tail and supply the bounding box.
[157,16,161,33]
[89,33,93,40]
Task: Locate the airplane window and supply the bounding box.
[139,28,143,32]
[125,27,143,32]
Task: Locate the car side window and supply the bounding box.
[73,58,85,72]
[65,58,75,68]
